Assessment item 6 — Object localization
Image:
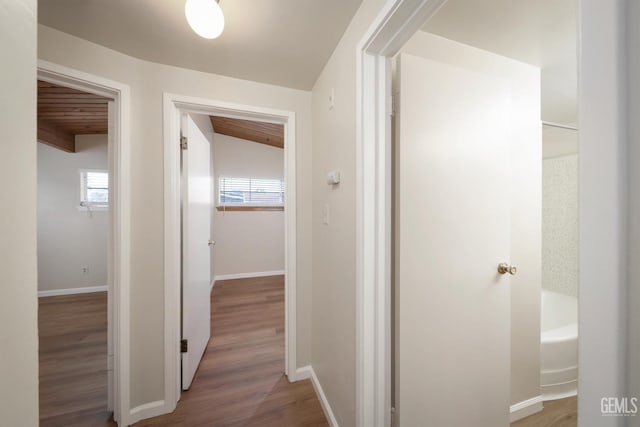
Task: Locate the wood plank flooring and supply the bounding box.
[39,292,114,426]
[39,277,327,426]
[512,397,577,427]
[135,275,328,427]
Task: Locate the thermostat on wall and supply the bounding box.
[327,170,341,185]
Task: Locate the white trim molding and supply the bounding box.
[129,400,169,425]
[213,270,285,282]
[37,60,131,426]
[355,1,447,426]
[38,285,108,298]
[296,366,339,427]
[163,93,298,414]
[510,395,543,423]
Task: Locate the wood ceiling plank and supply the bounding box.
[37,80,109,136]
[210,116,284,149]
[38,119,76,153]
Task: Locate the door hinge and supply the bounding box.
[181,339,188,353]
[390,93,397,116]
[180,136,188,150]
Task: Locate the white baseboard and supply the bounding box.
[214,270,285,282]
[510,395,543,422]
[295,366,312,381]
[296,366,339,427]
[38,285,108,298]
[129,400,172,425]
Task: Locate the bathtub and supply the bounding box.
[540,289,578,401]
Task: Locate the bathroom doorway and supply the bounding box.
[389,0,578,425]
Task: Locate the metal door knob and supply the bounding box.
[497,263,517,275]
[208,240,216,246]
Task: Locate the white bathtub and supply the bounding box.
[540,289,578,401]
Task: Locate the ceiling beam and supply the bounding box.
[210,116,284,149]
[37,119,75,153]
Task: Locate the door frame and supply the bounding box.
[355,0,628,426]
[163,93,298,410]
[37,60,132,425]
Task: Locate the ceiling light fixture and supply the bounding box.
[185,0,225,40]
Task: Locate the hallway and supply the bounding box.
[135,275,328,426]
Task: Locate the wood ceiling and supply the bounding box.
[210,116,284,149]
[38,80,109,153]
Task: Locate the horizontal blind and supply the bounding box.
[82,170,109,205]
[219,176,284,206]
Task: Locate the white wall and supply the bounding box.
[542,154,578,297]
[38,135,108,293]
[0,0,39,424]
[38,25,313,410]
[213,133,284,278]
[401,30,542,409]
[311,1,387,425]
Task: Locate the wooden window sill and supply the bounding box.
[216,206,284,212]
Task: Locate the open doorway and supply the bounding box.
[390,1,578,425]
[351,0,608,425]
[36,80,112,425]
[162,95,299,415]
[37,62,131,425]
[139,111,312,424]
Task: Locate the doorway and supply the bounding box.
[163,94,298,410]
[37,61,131,425]
[37,79,111,425]
[356,0,624,426]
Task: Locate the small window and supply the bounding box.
[218,176,284,210]
[80,169,109,208]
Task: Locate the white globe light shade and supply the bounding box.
[185,0,225,39]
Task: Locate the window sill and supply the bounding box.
[216,206,284,212]
[77,205,108,212]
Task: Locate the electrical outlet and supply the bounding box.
[329,88,335,110]
[81,267,89,274]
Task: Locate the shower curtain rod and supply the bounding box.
[542,121,578,131]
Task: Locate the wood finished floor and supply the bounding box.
[39,292,114,427]
[135,275,327,427]
[511,397,577,427]
[39,276,327,427]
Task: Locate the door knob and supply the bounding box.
[208,240,216,246]
[497,263,517,275]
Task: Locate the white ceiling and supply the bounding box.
[38,0,363,90]
[422,0,577,125]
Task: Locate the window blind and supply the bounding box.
[219,176,284,206]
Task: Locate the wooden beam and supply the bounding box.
[37,119,75,153]
[210,116,284,149]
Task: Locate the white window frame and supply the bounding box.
[79,168,109,210]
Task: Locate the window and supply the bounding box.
[218,176,284,210]
[80,169,109,208]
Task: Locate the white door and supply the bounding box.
[396,53,512,426]
[181,113,213,390]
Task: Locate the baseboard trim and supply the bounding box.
[296,365,339,427]
[295,366,312,381]
[129,400,172,425]
[38,285,108,298]
[510,395,543,422]
[214,270,285,282]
